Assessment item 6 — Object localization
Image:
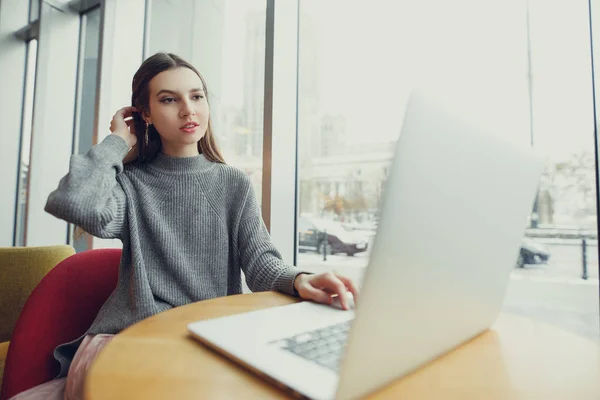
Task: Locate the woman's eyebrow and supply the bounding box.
[156,88,204,97]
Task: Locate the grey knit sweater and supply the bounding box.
[45,134,305,378]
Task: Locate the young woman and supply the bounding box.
[9,53,358,400]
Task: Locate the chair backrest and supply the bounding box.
[0,245,75,342]
[0,248,121,400]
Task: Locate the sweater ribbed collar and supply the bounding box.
[149,151,214,175]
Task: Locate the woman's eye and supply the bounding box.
[192,94,205,100]
[160,97,175,104]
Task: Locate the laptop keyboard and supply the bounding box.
[271,320,352,372]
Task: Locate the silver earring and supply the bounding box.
[145,124,149,146]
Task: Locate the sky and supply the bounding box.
[218,0,596,160]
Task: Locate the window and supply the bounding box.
[298,0,530,274]
[502,0,599,340]
[14,39,37,246]
[70,7,101,252]
[296,0,599,340]
[29,0,39,22]
[296,1,403,280]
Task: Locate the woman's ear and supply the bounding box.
[141,109,152,125]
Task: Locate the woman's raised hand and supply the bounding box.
[110,106,139,148]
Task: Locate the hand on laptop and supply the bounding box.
[293,272,359,310]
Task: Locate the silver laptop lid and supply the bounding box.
[335,88,543,400]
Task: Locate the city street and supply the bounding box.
[293,240,600,343]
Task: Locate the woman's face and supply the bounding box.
[144,67,209,156]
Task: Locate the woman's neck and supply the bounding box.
[160,143,200,158]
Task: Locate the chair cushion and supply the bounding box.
[0,246,75,342]
[0,249,120,400]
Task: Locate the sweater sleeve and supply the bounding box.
[236,180,309,296]
[44,135,130,239]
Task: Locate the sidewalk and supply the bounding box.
[503,278,600,343]
[293,251,600,343]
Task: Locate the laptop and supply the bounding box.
[187,88,543,400]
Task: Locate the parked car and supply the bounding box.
[298,216,368,256]
[516,238,550,268]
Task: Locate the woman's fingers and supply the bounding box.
[115,106,138,119]
[296,272,359,311]
[110,107,139,147]
[334,273,360,303]
[302,284,333,306]
[311,272,350,309]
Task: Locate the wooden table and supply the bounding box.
[85,292,600,399]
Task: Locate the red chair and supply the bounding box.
[0,248,121,400]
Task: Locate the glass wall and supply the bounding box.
[147,0,266,206]
[296,0,599,341]
[296,0,528,271]
[503,0,599,341]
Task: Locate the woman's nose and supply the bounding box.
[180,100,196,117]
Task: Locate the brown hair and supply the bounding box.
[123,52,225,164]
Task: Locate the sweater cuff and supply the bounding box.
[273,268,314,297]
[94,134,131,163]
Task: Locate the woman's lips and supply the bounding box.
[180,125,198,134]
